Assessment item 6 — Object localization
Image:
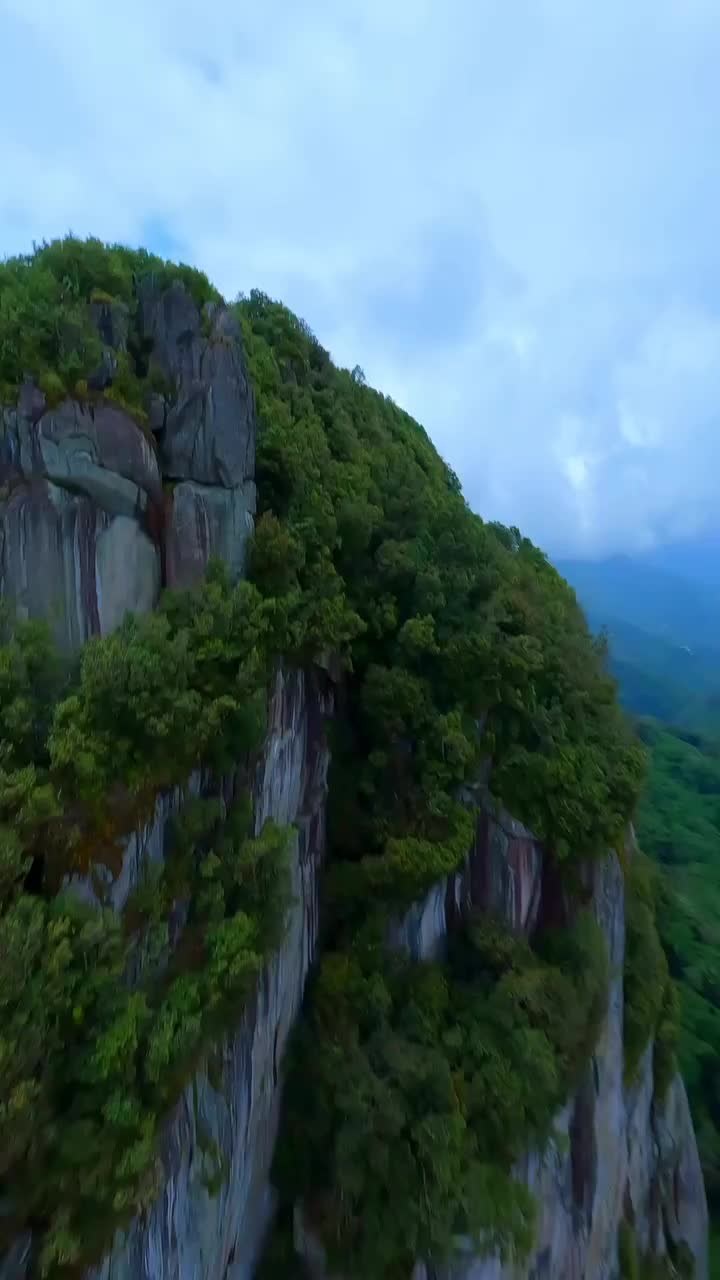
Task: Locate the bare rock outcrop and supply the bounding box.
[0,279,256,646]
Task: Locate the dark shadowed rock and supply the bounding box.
[148,391,167,433]
[17,378,46,424]
[1,410,21,486]
[89,299,129,351]
[655,1077,709,1279]
[0,1234,30,1280]
[86,350,118,392]
[139,280,255,487]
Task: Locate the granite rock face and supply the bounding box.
[14,397,162,505]
[0,478,160,650]
[0,281,256,648]
[84,667,333,1280]
[139,282,255,488]
[6,668,333,1280]
[166,479,256,590]
[305,832,708,1280]
[387,797,544,962]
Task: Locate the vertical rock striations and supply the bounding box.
[0,280,256,649]
[343,836,707,1280]
[299,830,707,1280]
[87,668,333,1280]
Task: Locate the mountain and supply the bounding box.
[592,612,720,727]
[557,553,720,654]
[0,239,707,1280]
[558,554,720,734]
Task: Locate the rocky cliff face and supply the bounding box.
[0,288,708,1280]
[299,821,708,1280]
[86,666,332,1280]
[0,281,255,649]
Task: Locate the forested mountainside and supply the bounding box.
[0,239,707,1280]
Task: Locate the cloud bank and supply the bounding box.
[2,0,720,555]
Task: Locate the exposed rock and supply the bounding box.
[0,1235,30,1280]
[655,1075,709,1278]
[47,451,148,519]
[86,349,118,392]
[469,800,544,933]
[17,377,46,424]
[0,481,160,651]
[166,479,256,589]
[306,845,708,1280]
[96,514,161,635]
[17,398,161,506]
[148,391,167,433]
[388,798,544,962]
[1,280,256,650]
[139,281,255,487]
[89,298,129,352]
[82,668,333,1280]
[1,408,23,486]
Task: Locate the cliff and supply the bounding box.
[0,251,709,1280]
[1,278,255,650]
[297,820,707,1280]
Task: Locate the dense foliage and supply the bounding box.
[238,290,644,883]
[0,236,218,418]
[622,852,678,1094]
[635,718,720,1211]
[272,912,607,1278]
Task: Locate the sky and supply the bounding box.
[2,0,720,558]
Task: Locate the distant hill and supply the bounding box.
[557,554,720,654]
[557,550,720,731]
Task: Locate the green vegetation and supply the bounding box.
[618,1219,695,1280]
[1,796,289,1274]
[619,1220,640,1280]
[0,235,219,416]
[272,912,607,1278]
[634,718,720,1213]
[623,852,678,1091]
[238,289,644,884]
[0,241,652,1275]
[235,290,651,1276]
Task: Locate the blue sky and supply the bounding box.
[2,0,720,557]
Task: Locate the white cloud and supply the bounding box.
[2,0,720,555]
